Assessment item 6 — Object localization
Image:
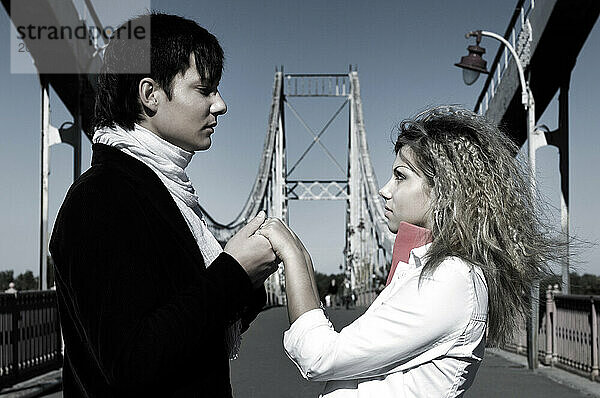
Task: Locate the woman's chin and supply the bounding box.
[386,222,399,234]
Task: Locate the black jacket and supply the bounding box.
[50,143,266,397]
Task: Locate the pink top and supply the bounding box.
[386,222,433,285]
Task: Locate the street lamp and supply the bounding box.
[456,30,532,109]
[454,31,488,85]
[455,30,540,370]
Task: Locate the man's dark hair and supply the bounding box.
[93,13,224,131]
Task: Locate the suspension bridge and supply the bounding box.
[1,0,599,395]
[200,69,394,306]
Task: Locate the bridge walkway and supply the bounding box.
[10,306,599,398]
[230,306,598,398]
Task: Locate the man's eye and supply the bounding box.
[196,86,215,95]
[395,173,405,180]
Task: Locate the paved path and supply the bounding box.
[230,305,359,398]
[468,350,597,397]
[21,305,598,397]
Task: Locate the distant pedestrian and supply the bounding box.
[259,106,566,397]
[343,279,352,309]
[326,279,338,307]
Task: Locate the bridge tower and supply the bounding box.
[203,67,394,306]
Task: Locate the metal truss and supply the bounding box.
[285,98,348,176]
[287,180,348,201]
[284,74,349,97]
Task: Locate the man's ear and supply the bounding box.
[139,78,160,114]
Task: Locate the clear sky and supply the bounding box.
[1,0,599,279]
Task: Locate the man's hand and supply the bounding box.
[224,211,278,288]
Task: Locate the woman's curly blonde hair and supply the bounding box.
[395,105,564,345]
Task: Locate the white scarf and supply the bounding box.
[93,123,242,359]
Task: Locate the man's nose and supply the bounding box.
[211,91,227,115]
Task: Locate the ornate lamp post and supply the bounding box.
[456,30,540,370]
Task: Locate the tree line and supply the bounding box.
[0,256,55,291]
[541,272,600,295]
[0,270,39,291]
[315,271,600,298]
[0,264,598,295]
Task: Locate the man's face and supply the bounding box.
[151,55,227,152]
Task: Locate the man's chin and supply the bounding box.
[194,138,212,152]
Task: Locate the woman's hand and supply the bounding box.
[256,217,320,323]
[256,217,304,265]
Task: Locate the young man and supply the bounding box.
[50,13,277,397]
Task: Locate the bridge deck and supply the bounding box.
[9,306,598,397]
[230,306,597,398]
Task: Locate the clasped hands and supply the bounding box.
[223,211,308,289]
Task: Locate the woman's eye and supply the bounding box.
[394,174,404,181]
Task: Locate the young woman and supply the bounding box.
[258,106,561,397]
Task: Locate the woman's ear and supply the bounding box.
[423,183,436,231]
[139,78,159,115]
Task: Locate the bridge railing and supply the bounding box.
[0,291,62,389]
[474,0,533,115]
[502,285,600,382]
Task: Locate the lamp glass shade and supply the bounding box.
[462,68,480,85]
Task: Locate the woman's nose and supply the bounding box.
[379,180,392,200]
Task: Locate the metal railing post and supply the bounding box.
[545,285,553,365]
[591,296,598,381]
[10,295,19,382]
[552,284,559,365]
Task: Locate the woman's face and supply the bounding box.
[379,146,433,233]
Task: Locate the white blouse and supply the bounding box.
[283,243,488,398]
